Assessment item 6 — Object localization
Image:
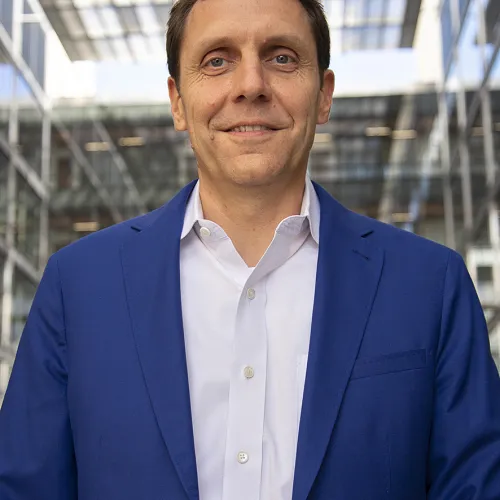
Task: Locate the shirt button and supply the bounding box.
[200,226,211,238]
[237,452,249,464]
[247,288,256,300]
[243,366,255,379]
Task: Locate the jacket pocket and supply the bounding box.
[350,349,427,381]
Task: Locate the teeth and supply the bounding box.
[231,125,272,132]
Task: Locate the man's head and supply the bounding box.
[167,0,335,189]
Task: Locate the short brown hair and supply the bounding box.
[166,0,330,86]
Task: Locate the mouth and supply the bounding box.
[224,125,280,137]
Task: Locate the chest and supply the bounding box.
[179,235,319,498]
[179,236,318,385]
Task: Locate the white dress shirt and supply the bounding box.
[179,177,320,500]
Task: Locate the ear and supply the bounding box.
[168,77,187,131]
[317,70,335,125]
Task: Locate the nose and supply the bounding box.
[231,55,271,103]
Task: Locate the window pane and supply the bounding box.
[0,0,13,37]
[0,58,15,139]
[386,0,405,24]
[440,0,453,74]
[22,19,46,88]
[383,25,401,48]
[368,0,385,22]
[345,0,364,25]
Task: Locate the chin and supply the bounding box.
[225,156,286,187]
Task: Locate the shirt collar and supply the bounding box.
[181,175,320,244]
[181,180,204,239]
[301,174,320,244]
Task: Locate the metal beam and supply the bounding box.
[442,0,473,81]
[400,0,423,47]
[403,110,441,232]
[0,344,15,365]
[1,165,16,356]
[438,88,456,249]
[0,135,48,201]
[39,112,51,268]
[24,0,55,36]
[0,236,41,284]
[92,121,147,214]
[487,306,500,333]
[471,174,500,242]
[456,79,473,252]
[52,122,124,223]
[378,95,416,223]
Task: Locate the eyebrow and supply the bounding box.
[261,34,305,49]
[196,33,306,53]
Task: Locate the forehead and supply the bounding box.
[182,0,315,51]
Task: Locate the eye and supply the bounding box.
[274,54,294,64]
[207,57,226,68]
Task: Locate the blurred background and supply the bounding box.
[0,0,500,404]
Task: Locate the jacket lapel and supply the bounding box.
[292,183,385,500]
[120,182,199,500]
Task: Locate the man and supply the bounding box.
[1,0,500,498]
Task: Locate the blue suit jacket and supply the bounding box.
[1,181,500,500]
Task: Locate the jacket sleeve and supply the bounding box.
[427,250,500,498]
[0,255,77,499]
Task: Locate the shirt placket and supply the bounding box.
[221,229,311,500]
[196,216,311,500]
[221,277,268,500]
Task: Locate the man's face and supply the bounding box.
[168,0,334,188]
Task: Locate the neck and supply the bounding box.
[198,174,307,267]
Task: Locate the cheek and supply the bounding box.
[276,83,318,125]
[188,95,222,129]
[293,98,318,130]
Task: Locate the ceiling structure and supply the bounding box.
[38,0,422,62]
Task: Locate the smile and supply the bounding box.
[227,125,275,133]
